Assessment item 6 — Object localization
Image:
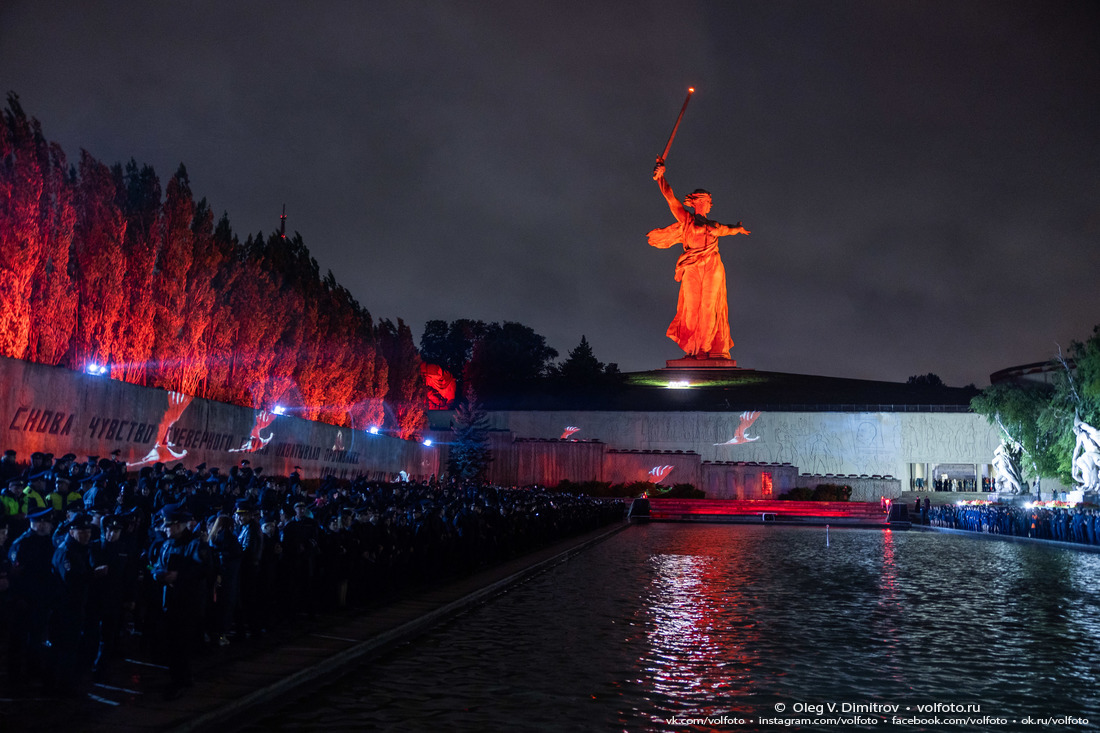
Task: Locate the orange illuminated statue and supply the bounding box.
[649,160,749,359]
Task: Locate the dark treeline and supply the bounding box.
[0,94,424,438]
[421,320,620,405]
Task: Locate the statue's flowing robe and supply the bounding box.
[648,181,740,358]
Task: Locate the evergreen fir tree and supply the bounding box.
[559,335,604,384]
[448,388,492,482]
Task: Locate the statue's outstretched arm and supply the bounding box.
[713,221,751,237]
[653,161,689,223]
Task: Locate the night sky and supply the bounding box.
[3,2,1097,387]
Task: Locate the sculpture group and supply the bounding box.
[991,414,1100,497]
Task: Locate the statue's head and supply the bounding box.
[684,189,712,215]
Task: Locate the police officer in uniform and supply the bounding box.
[51,512,95,695]
[7,507,58,688]
[235,498,263,638]
[89,514,134,681]
[150,504,211,698]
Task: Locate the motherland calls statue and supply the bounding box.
[648,161,749,360]
[646,88,750,362]
[1072,415,1100,492]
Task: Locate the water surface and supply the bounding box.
[250,525,1100,731]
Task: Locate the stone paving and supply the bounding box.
[0,522,629,733]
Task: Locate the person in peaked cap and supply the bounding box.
[82,473,116,514]
[0,512,13,600]
[89,511,135,681]
[149,499,209,698]
[20,451,47,482]
[281,498,320,618]
[1,478,23,522]
[6,506,57,686]
[235,497,263,638]
[41,453,55,477]
[48,476,81,513]
[0,449,20,484]
[21,471,50,516]
[50,512,95,695]
[157,500,192,524]
[55,453,77,475]
[153,477,180,514]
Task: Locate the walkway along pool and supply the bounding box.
[248,523,1100,732]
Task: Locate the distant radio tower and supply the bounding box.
[279,204,287,239]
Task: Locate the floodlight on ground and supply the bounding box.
[273,405,287,415]
[423,438,433,447]
[369,426,380,435]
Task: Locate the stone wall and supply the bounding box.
[0,356,439,480]
[796,473,903,502]
[700,462,800,499]
[478,409,1000,490]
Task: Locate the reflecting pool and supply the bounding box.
[250,525,1100,731]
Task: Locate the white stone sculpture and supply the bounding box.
[1071,416,1100,492]
[992,438,1024,495]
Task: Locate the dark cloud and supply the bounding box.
[2,0,1097,387]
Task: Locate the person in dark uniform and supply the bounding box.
[0,516,14,683]
[281,500,320,618]
[150,504,211,699]
[6,507,58,689]
[0,449,21,485]
[89,514,135,681]
[235,499,263,638]
[50,512,95,696]
[0,479,23,527]
[21,473,50,516]
[258,512,282,629]
[208,512,241,646]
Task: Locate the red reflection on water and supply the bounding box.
[640,530,762,719]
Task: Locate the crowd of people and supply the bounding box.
[927,501,1100,545]
[911,477,986,492]
[0,449,626,698]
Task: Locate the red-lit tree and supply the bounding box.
[378,317,426,439]
[150,166,199,392]
[225,234,285,408]
[177,197,226,397]
[70,151,127,371]
[112,159,161,385]
[0,96,443,439]
[27,140,77,365]
[201,213,241,403]
[0,94,46,359]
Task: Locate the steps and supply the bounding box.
[644,498,888,524]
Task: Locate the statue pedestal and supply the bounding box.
[664,356,739,369]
